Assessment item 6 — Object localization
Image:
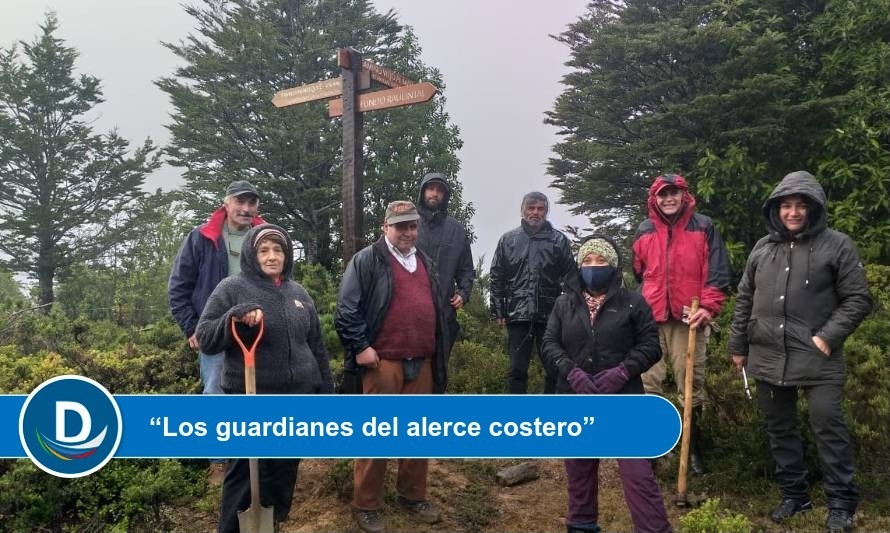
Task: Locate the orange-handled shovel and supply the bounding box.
[231,316,274,533]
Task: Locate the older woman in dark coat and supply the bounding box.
[197,223,333,533]
[542,236,671,533]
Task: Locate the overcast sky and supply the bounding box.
[1,0,590,267]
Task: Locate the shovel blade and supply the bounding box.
[237,504,275,533]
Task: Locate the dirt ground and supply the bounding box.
[179,459,687,533]
[178,458,890,533]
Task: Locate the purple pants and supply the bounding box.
[564,458,672,533]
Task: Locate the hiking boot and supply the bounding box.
[826,508,854,533]
[207,462,226,486]
[353,508,385,533]
[689,406,706,476]
[770,498,813,523]
[396,495,441,524]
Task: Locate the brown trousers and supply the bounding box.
[353,358,433,510]
[641,319,708,408]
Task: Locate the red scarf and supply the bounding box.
[584,292,607,325]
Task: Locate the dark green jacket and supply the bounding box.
[728,171,872,386]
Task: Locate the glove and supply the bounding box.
[555,357,575,380]
[592,363,630,394]
[567,367,600,395]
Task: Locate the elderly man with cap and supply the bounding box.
[632,173,731,476]
[416,172,475,353]
[490,191,575,394]
[168,180,265,481]
[335,200,449,533]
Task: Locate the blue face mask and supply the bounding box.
[580,265,616,291]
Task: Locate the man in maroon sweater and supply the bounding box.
[335,200,448,533]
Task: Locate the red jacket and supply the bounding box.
[632,179,731,323]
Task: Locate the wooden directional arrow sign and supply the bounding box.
[272,71,370,108]
[361,60,415,87]
[327,82,438,117]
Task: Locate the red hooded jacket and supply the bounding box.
[632,174,731,322]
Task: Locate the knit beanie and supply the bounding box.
[253,227,288,250]
[576,238,619,268]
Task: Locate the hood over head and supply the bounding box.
[647,173,696,224]
[418,172,451,213]
[239,223,294,281]
[763,170,827,240]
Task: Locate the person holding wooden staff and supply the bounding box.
[632,173,732,475]
[543,236,671,533]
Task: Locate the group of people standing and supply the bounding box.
[168,168,871,533]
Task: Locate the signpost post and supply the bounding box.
[272,48,439,264]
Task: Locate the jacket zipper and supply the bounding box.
[779,241,793,385]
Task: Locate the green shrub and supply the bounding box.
[679,498,751,533]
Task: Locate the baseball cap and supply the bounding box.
[384,200,421,225]
[226,180,259,198]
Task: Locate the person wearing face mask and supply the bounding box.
[542,236,671,533]
[196,224,333,533]
[728,171,871,532]
[168,180,266,483]
[632,173,732,476]
[489,191,575,394]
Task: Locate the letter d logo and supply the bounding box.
[20,376,122,478]
[57,401,92,443]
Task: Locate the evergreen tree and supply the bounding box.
[158,0,466,270]
[0,14,160,307]
[547,0,890,264]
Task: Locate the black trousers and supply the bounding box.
[506,321,554,394]
[219,458,300,533]
[756,380,859,512]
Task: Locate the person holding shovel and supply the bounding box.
[197,224,333,533]
[542,236,672,533]
[728,171,871,533]
[632,173,732,475]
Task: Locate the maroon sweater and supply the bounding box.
[374,254,436,360]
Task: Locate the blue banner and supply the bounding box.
[4,392,680,460]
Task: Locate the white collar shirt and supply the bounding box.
[384,237,418,273]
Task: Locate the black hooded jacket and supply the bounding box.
[416,173,475,314]
[196,224,333,394]
[728,171,872,386]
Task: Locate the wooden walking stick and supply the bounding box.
[675,297,699,507]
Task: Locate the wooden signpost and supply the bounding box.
[272,48,438,263]
[327,82,437,117]
[271,71,370,108]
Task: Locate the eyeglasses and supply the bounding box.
[228,243,240,257]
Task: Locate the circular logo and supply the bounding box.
[19,375,122,478]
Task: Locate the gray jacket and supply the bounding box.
[728,171,872,386]
[196,224,333,394]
